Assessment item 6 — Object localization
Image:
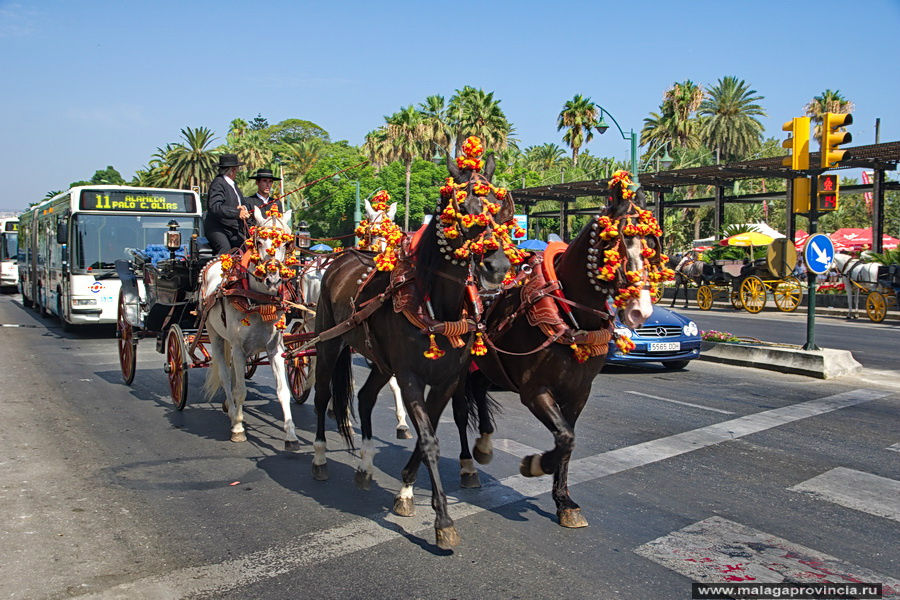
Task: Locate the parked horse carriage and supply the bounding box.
[114,209,315,424]
[834,253,900,322]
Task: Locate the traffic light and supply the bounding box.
[820,112,853,168]
[816,174,839,211]
[792,177,811,213]
[782,117,810,170]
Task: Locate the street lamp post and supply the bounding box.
[596,107,639,183]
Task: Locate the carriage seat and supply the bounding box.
[142,244,187,266]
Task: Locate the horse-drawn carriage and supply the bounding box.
[114,218,315,411]
[836,256,900,323]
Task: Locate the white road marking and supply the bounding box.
[887,443,900,453]
[789,467,900,522]
[78,388,889,599]
[625,390,735,414]
[635,516,900,590]
[493,438,542,458]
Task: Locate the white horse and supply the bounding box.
[200,206,300,449]
[298,197,413,440]
[833,251,881,319]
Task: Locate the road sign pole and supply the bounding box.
[804,199,819,351]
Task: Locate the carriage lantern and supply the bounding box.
[165,219,181,260]
[296,220,311,249]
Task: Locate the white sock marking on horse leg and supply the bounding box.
[459,458,476,475]
[475,432,492,454]
[529,454,544,477]
[398,483,414,500]
[389,377,409,430]
[312,441,327,466]
[270,348,298,442]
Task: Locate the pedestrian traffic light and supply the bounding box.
[791,177,811,213]
[816,174,839,211]
[782,117,810,170]
[820,112,853,168]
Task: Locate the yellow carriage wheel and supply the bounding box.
[696,285,713,310]
[773,276,802,312]
[652,284,663,304]
[740,276,766,313]
[866,291,887,323]
[730,289,743,309]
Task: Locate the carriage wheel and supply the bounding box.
[287,320,312,404]
[773,276,802,312]
[730,289,743,310]
[740,276,766,313]
[696,285,713,310]
[652,284,663,304]
[165,324,189,410]
[244,353,260,380]
[117,289,137,385]
[866,291,887,323]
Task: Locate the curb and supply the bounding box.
[698,342,862,379]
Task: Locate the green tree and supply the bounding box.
[804,89,854,146]
[167,127,220,192]
[641,81,704,153]
[698,76,766,163]
[89,165,126,185]
[557,94,598,166]
[249,113,269,131]
[419,94,451,159]
[447,86,512,155]
[524,143,565,172]
[265,118,330,145]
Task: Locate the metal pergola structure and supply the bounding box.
[512,141,900,253]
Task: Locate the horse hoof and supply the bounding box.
[558,508,589,528]
[284,439,301,452]
[396,427,413,440]
[312,463,329,481]
[519,455,543,477]
[392,496,415,517]
[460,471,481,488]
[472,446,493,465]
[354,470,372,490]
[231,431,246,443]
[435,526,460,549]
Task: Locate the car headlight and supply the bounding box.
[682,321,698,336]
[614,327,633,338]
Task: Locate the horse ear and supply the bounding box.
[447,155,461,182]
[364,197,374,217]
[282,209,292,227]
[483,153,496,181]
[387,202,398,221]
[253,205,264,224]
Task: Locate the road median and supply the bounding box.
[699,341,862,379]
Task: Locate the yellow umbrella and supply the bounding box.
[720,231,775,246]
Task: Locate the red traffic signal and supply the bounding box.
[816,174,839,211]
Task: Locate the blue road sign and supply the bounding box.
[804,233,835,274]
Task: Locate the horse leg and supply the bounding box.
[469,371,494,465]
[312,339,342,481]
[228,342,248,442]
[518,388,585,528]
[354,368,393,490]
[388,376,412,439]
[268,335,300,451]
[669,277,678,308]
[206,331,241,442]
[452,384,479,489]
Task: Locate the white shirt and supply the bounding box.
[224,175,242,206]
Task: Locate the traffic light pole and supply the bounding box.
[803,178,819,351]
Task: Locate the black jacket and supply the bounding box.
[204,174,245,235]
[246,193,284,215]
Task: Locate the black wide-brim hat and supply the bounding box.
[249,168,281,181]
[217,153,245,168]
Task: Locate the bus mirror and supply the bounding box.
[56,221,68,244]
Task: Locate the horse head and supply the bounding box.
[248,205,297,295]
[427,136,520,291]
[361,192,399,253]
[585,171,670,329]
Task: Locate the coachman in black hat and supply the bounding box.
[246,168,284,214]
[204,153,248,255]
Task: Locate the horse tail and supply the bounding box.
[202,338,231,401]
[329,345,356,449]
[465,370,500,432]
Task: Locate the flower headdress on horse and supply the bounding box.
[354,190,404,271]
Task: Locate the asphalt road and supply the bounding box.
[1,291,898,600]
[661,300,900,372]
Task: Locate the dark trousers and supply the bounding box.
[207,229,244,256]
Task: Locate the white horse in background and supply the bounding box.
[833,251,881,319]
[297,197,413,439]
[200,206,300,449]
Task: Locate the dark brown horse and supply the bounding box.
[466,174,664,528]
[312,150,516,549]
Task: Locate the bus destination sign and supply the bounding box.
[80,190,195,213]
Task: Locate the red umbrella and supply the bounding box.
[829,228,899,251]
[794,229,809,248]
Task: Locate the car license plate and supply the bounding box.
[649,341,680,352]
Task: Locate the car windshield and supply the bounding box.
[72,214,200,272]
[1,232,15,261]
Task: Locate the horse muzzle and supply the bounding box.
[621,288,653,328]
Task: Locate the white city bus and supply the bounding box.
[18,185,201,326]
[0,217,18,289]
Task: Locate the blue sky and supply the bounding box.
[1,0,898,211]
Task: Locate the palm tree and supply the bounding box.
[557,94,599,166]
[364,106,427,230]
[641,81,704,153]
[167,127,219,192]
[419,94,451,159]
[698,77,766,163]
[448,86,512,155]
[524,143,566,172]
[804,89,854,146]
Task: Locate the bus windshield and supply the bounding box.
[0,232,16,261]
[72,214,200,271]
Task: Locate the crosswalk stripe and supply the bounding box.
[625,390,735,414]
[789,467,900,522]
